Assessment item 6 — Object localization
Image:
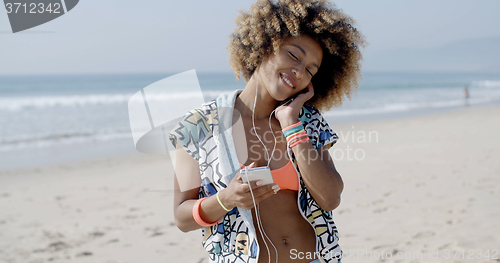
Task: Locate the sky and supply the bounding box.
[0,0,499,74]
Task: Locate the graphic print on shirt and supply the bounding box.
[169,91,342,263]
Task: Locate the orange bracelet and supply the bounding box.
[192,197,218,227]
[282,120,302,132]
[289,136,310,148]
[288,135,308,145]
[287,130,307,144]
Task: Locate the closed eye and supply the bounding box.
[289,51,314,77]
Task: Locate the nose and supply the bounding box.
[291,67,305,80]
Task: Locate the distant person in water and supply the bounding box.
[464,86,470,107]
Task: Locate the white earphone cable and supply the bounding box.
[250,61,276,263]
[246,60,296,263]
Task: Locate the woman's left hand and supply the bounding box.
[275,82,314,128]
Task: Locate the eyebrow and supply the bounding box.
[291,44,319,69]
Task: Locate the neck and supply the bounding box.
[235,73,280,121]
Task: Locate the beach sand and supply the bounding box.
[1,105,499,263]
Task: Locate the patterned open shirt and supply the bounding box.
[169,90,342,263]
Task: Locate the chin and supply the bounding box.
[275,85,293,101]
[272,90,289,102]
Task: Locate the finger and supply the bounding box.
[238,162,257,177]
[298,83,314,101]
[307,81,314,90]
[252,184,280,202]
[236,162,256,182]
[289,96,306,109]
[234,172,243,184]
[288,86,312,108]
[251,183,280,197]
[305,82,315,100]
[240,183,250,193]
[234,172,241,180]
[239,179,263,193]
[248,179,264,189]
[239,162,258,185]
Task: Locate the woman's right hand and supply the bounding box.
[219,162,280,210]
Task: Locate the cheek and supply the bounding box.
[262,62,279,81]
[297,78,311,90]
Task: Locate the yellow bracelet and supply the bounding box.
[217,191,231,212]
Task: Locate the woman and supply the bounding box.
[169,0,364,262]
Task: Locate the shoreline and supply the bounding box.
[1,102,492,174]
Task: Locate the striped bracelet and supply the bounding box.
[282,121,309,148]
[283,125,304,138]
[282,120,303,131]
[289,136,310,148]
[287,130,307,143]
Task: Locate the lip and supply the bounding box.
[280,73,296,90]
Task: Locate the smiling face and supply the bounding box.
[258,34,323,101]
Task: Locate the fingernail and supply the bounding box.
[272,184,280,191]
[256,180,263,186]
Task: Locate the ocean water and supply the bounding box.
[1,72,499,170]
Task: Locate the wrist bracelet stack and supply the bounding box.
[282,120,310,148]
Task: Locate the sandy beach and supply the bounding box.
[1,105,499,263]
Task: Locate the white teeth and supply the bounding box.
[281,75,293,88]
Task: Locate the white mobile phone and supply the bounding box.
[241,166,274,186]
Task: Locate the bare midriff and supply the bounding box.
[251,190,317,263]
[233,107,317,263]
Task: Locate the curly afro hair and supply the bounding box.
[228,0,366,111]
